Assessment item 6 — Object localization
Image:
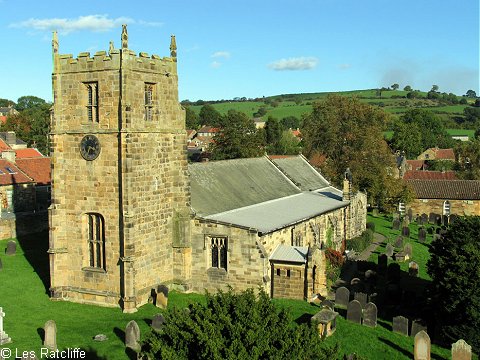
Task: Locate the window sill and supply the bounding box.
[82,267,107,274]
[207,267,227,276]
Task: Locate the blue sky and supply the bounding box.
[0,0,478,103]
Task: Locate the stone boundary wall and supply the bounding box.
[0,211,48,239]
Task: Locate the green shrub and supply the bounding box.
[346,229,374,253]
[141,288,339,360]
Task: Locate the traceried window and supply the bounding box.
[210,236,228,270]
[398,202,406,216]
[443,201,451,216]
[144,83,155,121]
[86,213,105,270]
[85,82,99,123]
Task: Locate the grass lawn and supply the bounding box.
[0,230,469,359]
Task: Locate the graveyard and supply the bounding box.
[1,213,476,359]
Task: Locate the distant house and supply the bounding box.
[0,132,27,150]
[417,148,455,161]
[197,126,220,137]
[254,118,265,129]
[186,129,197,141]
[290,128,302,140]
[0,107,18,124]
[0,159,36,213]
[451,135,470,142]
[406,160,426,171]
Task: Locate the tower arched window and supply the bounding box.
[86,213,106,270]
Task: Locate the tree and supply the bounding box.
[184,106,199,129]
[0,98,15,108]
[280,116,301,130]
[464,107,480,124]
[140,288,339,360]
[302,95,408,209]
[431,84,439,92]
[15,95,46,111]
[454,139,480,179]
[390,121,423,158]
[199,104,222,127]
[427,217,480,351]
[403,85,412,92]
[391,83,399,91]
[264,117,282,153]
[466,90,477,98]
[277,130,302,155]
[210,110,263,160]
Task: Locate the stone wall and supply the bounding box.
[347,192,367,239]
[0,211,48,240]
[408,199,480,216]
[271,263,306,300]
[0,184,36,213]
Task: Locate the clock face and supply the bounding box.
[80,135,101,161]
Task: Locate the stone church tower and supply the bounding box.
[48,26,191,312]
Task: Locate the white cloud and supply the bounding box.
[138,20,163,27]
[10,15,138,34]
[211,51,231,59]
[211,61,222,68]
[268,57,318,71]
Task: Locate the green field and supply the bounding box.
[384,128,474,141]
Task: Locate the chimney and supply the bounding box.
[343,168,353,201]
[5,131,15,146]
[2,150,16,163]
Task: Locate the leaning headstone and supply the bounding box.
[335,286,350,308]
[156,284,169,309]
[125,320,141,352]
[402,226,410,238]
[385,243,394,258]
[394,236,404,248]
[414,330,431,360]
[363,302,377,327]
[44,320,57,350]
[5,240,16,256]
[451,339,472,360]
[392,219,400,230]
[393,315,409,336]
[346,300,362,324]
[354,292,367,309]
[418,228,427,243]
[0,307,11,345]
[151,313,165,332]
[409,261,419,277]
[404,243,413,258]
[411,319,427,337]
[378,254,387,274]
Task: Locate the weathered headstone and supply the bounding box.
[320,299,334,310]
[354,292,367,309]
[125,320,141,352]
[395,251,407,262]
[435,214,442,226]
[394,236,403,248]
[392,219,400,230]
[5,240,16,256]
[156,284,169,309]
[388,263,401,283]
[151,313,165,332]
[429,213,436,224]
[421,213,428,225]
[44,320,57,350]
[407,209,413,222]
[451,339,472,360]
[414,330,431,360]
[442,215,449,226]
[411,319,427,337]
[378,254,387,274]
[363,302,377,327]
[393,315,409,336]
[409,261,419,277]
[0,307,11,345]
[385,243,394,258]
[402,226,410,237]
[346,300,362,324]
[372,208,379,217]
[350,278,363,293]
[404,243,413,258]
[335,286,350,308]
[418,228,427,243]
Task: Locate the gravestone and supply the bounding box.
[394,236,403,248]
[5,240,16,256]
[421,213,428,225]
[409,261,419,277]
[392,219,400,230]
[404,243,413,258]
[418,228,427,243]
[354,292,367,309]
[151,314,165,332]
[407,209,413,222]
[402,226,410,238]
[402,217,410,228]
[435,214,442,226]
[350,278,363,293]
[320,299,334,310]
[335,287,350,308]
[346,300,362,324]
[429,213,436,224]
[372,208,379,217]
[378,254,388,274]
[0,307,11,345]
[451,339,472,360]
[393,315,409,336]
[414,330,431,360]
[395,252,407,262]
[44,320,57,350]
[442,215,449,226]
[156,284,169,309]
[363,302,377,327]
[385,243,394,258]
[411,319,427,337]
[364,269,376,280]
[125,320,141,352]
[388,263,401,283]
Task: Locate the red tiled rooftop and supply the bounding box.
[0,159,33,185]
[0,139,11,151]
[434,148,455,160]
[403,170,457,180]
[14,148,43,158]
[15,158,51,185]
[406,160,425,171]
[197,126,220,133]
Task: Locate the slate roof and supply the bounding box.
[0,159,33,185]
[202,192,348,234]
[407,180,480,200]
[15,158,51,185]
[189,157,300,216]
[269,155,330,191]
[269,245,308,263]
[403,171,457,180]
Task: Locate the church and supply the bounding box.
[48,26,366,313]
